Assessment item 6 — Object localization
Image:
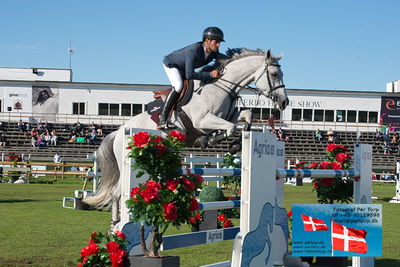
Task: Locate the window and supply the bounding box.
[132,104,142,116]
[358,111,368,123]
[109,104,119,115]
[303,109,313,121]
[72,102,85,115]
[368,111,378,123]
[314,110,324,121]
[292,109,302,121]
[271,109,281,120]
[325,110,334,122]
[336,110,346,122]
[252,108,262,120]
[98,103,108,115]
[98,103,119,116]
[261,108,271,120]
[347,110,357,122]
[121,104,132,116]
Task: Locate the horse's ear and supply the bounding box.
[276,52,284,61]
[265,49,272,61]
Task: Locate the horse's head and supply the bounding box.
[254,50,288,110]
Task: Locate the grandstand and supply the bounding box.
[0,120,397,172]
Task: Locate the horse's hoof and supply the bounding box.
[229,140,241,154]
[194,136,208,149]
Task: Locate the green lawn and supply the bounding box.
[0,181,399,267]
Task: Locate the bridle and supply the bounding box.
[217,61,285,102]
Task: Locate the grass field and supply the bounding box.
[0,180,399,267]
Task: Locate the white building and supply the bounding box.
[0,67,398,132]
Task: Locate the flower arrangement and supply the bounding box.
[6,152,22,163]
[189,212,203,229]
[125,130,203,257]
[77,230,128,267]
[296,143,353,204]
[217,214,234,228]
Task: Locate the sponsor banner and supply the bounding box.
[381,96,400,124]
[3,86,32,112]
[292,204,382,257]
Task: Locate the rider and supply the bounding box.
[158,26,225,129]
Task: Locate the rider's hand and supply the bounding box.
[210,70,221,79]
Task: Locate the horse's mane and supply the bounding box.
[202,48,265,72]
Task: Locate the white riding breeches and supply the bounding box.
[163,64,184,93]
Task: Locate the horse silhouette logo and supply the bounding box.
[240,202,274,267]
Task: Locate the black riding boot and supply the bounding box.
[158,90,179,129]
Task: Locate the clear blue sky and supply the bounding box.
[1,0,399,91]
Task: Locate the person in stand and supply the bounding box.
[158,27,225,129]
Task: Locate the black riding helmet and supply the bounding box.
[203,27,225,42]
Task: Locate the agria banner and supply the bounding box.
[381,96,400,124]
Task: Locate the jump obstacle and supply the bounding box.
[114,129,373,267]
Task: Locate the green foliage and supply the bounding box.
[222,153,241,197]
[199,185,225,202]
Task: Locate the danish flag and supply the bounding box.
[332,222,368,254]
[301,214,329,231]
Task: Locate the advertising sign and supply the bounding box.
[381,96,400,124]
[292,204,382,257]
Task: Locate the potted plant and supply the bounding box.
[125,130,203,266]
[188,211,203,232]
[295,143,352,266]
[77,230,128,267]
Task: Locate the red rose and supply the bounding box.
[326,143,337,152]
[195,213,202,221]
[106,241,120,253]
[88,238,96,244]
[126,145,132,149]
[110,249,127,267]
[163,203,178,221]
[308,163,319,169]
[189,217,196,224]
[331,161,342,170]
[78,263,83,267]
[182,177,195,192]
[133,131,151,148]
[337,144,348,151]
[287,209,292,217]
[322,178,334,187]
[313,181,319,189]
[152,136,163,143]
[80,243,99,257]
[155,144,168,156]
[140,181,160,203]
[320,161,331,169]
[169,130,186,142]
[189,197,199,211]
[90,232,97,239]
[217,214,226,222]
[165,179,179,191]
[336,153,351,163]
[193,173,204,183]
[223,219,233,228]
[130,187,141,201]
[115,230,126,239]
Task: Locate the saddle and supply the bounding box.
[146,80,205,145]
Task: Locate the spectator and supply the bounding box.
[30,128,38,137]
[88,129,97,144]
[382,141,390,155]
[31,136,37,147]
[53,152,62,164]
[43,130,51,145]
[277,127,284,141]
[96,123,103,136]
[36,134,46,147]
[315,129,323,141]
[68,131,77,143]
[0,133,7,147]
[50,130,58,146]
[17,120,26,133]
[327,128,335,142]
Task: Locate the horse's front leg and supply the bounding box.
[230,109,252,131]
[194,113,237,146]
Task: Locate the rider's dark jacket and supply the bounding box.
[163,42,222,82]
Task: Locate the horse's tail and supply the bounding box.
[84,131,119,207]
